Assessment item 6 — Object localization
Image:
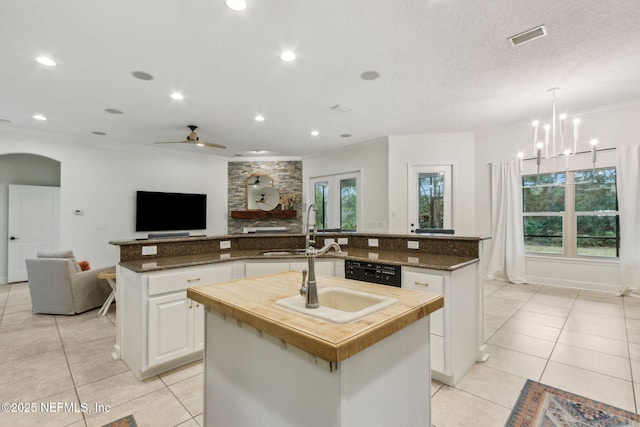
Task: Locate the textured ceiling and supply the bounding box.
[1,0,640,157]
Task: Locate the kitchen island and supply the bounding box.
[188,271,444,427]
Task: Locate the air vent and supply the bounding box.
[509,25,547,46]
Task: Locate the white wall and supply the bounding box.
[0,128,228,281]
[475,101,640,292]
[303,137,389,232]
[387,133,476,234]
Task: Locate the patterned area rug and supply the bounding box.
[506,379,640,427]
[101,414,138,427]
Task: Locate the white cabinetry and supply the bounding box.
[117,263,232,379]
[402,263,479,386]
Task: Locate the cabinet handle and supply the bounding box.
[189,299,193,309]
[187,277,201,283]
[414,281,430,287]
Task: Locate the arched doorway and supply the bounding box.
[0,153,61,284]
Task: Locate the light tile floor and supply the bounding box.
[1,280,639,426]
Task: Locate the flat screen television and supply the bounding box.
[135,191,207,232]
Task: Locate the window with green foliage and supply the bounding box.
[522,168,619,258]
[340,178,357,231]
[418,172,444,229]
[314,182,329,229]
[310,172,359,231]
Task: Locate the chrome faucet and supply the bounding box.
[300,241,342,309]
[305,203,317,249]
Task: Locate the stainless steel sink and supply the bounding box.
[259,249,307,256]
[275,287,397,324]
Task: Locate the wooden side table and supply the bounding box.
[96,269,116,316]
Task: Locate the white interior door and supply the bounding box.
[7,185,60,283]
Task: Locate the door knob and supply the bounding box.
[9,236,19,240]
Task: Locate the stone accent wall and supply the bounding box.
[228,161,303,234]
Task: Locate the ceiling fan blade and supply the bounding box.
[198,141,227,149]
[154,140,188,144]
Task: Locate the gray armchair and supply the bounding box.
[25,250,114,315]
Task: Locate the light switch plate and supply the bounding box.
[142,245,157,256]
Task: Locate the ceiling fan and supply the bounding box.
[154,125,226,149]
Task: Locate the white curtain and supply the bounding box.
[485,160,527,284]
[616,145,640,293]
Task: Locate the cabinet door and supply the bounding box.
[148,292,194,367]
[402,270,444,336]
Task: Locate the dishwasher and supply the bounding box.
[344,259,401,287]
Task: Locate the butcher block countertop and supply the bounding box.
[187,271,444,363]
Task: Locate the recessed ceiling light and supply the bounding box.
[33,114,47,121]
[105,108,123,114]
[36,56,56,67]
[226,0,247,11]
[280,51,296,62]
[131,71,154,81]
[254,115,265,122]
[360,70,380,80]
[92,131,107,136]
[170,92,184,100]
[310,130,319,136]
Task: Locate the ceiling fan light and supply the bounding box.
[226,0,247,11]
[280,51,296,62]
[36,56,56,67]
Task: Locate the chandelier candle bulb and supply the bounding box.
[544,124,551,159]
[590,139,598,163]
[532,121,539,155]
[559,113,566,150]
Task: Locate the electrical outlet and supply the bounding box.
[338,237,348,245]
[407,241,419,249]
[142,245,157,256]
[368,238,379,247]
[220,240,231,249]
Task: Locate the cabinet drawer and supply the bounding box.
[148,265,232,296]
[402,271,444,336]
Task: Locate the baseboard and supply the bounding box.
[525,275,621,295]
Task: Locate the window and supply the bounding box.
[418,172,445,229]
[310,172,360,231]
[408,165,452,233]
[522,167,619,258]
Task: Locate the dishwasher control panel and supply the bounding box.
[344,260,401,287]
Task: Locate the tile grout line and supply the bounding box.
[534,286,578,384]
[54,314,89,427]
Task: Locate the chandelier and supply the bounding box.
[520,88,598,174]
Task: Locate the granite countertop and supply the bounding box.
[119,248,478,273]
[187,271,444,363]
